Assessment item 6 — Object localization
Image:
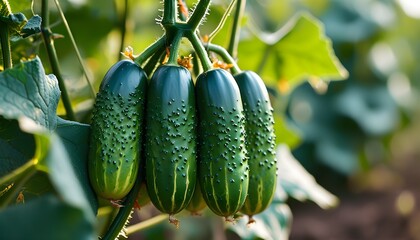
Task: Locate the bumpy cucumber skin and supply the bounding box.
[88,60,147,200]
[235,71,277,216]
[145,65,197,214]
[195,69,249,218]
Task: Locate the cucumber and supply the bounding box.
[195,68,249,219]
[235,71,277,222]
[145,65,197,220]
[88,60,147,200]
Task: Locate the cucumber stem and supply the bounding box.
[117,0,129,61]
[162,0,177,26]
[186,31,212,71]
[134,36,166,66]
[143,45,166,76]
[167,31,183,65]
[204,43,241,74]
[177,0,189,22]
[187,0,211,31]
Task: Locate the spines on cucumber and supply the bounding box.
[195,68,249,219]
[88,60,147,200]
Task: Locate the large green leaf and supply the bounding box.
[0,117,35,177]
[43,132,95,220]
[0,117,95,234]
[0,57,60,130]
[238,12,348,91]
[0,194,95,240]
[274,13,348,84]
[55,117,98,214]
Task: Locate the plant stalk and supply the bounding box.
[143,48,165,77]
[41,0,75,120]
[53,0,95,98]
[204,43,241,74]
[187,0,211,31]
[167,31,183,65]
[178,0,189,21]
[0,22,12,69]
[125,214,167,235]
[207,0,237,44]
[162,0,177,26]
[227,0,246,59]
[186,31,212,71]
[134,36,166,66]
[118,0,129,61]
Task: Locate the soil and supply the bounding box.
[289,154,420,240]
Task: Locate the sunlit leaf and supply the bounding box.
[273,12,348,86]
[0,57,60,130]
[20,15,41,38]
[238,12,348,92]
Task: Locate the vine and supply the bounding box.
[40,0,75,121]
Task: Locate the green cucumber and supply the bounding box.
[145,65,197,221]
[88,60,147,200]
[235,71,277,222]
[195,68,249,219]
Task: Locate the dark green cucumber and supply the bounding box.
[88,60,147,200]
[195,68,249,218]
[145,65,197,216]
[235,71,277,220]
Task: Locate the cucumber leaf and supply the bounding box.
[0,57,60,130]
[238,12,348,92]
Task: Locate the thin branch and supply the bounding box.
[208,0,237,43]
[0,22,11,69]
[53,0,95,98]
[118,0,129,61]
[187,0,211,31]
[227,0,246,59]
[41,0,75,120]
[186,31,212,71]
[126,214,167,235]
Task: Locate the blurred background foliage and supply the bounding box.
[3,0,420,238]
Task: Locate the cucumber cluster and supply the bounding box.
[88,60,277,224]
